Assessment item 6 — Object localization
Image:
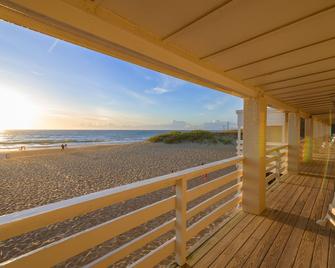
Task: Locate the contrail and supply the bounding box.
[48,39,59,53]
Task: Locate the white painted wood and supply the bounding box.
[0,156,242,241]
[266,173,277,183]
[1,197,175,267]
[266,144,288,154]
[0,155,243,268]
[187,170,242,201]
[242,96,267,215]
[287,112,300,173]
[175,178,187,266]
[265,144,288,187]
[187,195,242,240]
[187,182,242,219]
[304,118,313,162]
[130,238,175,268]
[86,219,175,267]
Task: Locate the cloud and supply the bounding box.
[145,74,187,95]
[123,88,155,104]
[31,70,44,76]
[48,39,59,53]
[145,87,170,94]
[204,98,228,111]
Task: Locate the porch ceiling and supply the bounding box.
[1,0,335,116]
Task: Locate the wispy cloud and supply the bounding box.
[124,88,155,104]
[48,39,59,53]
[145,74,186,95]
[31,70,44,76]
[145,87,170,94]
[204,98,228,111]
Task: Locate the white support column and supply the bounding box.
[287,113,300,173]
[282,112,288,144]
[326,123,331,140]
[242,97,266,215]
[320,121,325,141]
[304,118,313,162]
[312,118,320,152]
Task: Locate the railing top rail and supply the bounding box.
[0,155,243,241]
[266,144,288,154]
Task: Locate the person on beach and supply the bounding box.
[61,144,65,150]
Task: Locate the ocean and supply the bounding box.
[0,130,168,151]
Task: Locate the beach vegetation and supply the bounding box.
[148,130,235,144]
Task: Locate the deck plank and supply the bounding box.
[181,160,334,268]
[259,181,313,267]
[186,211,247,266]
[276,182,322,267]
[329,229,335,268]
[222,181,307,268]
[293,177,328,267]
[311,188,333,268]
[209,213,264,267]
[193,177,295,267]
[188,175,295,267]
[241,184,304,268]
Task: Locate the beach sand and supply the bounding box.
[0,142,237,266]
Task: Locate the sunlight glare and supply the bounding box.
[0,87,38,130]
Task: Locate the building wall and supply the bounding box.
[267,126,283,143]
[236,109,285,129]
[236,108,286,143]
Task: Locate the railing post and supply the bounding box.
[175,178,187,266]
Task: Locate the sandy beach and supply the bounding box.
[0,142,236,266]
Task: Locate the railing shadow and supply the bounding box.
[261,208,331,236]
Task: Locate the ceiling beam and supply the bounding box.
[241,53,335,80]
[263,77,335,91]
[201,4,335,60]
[227,40,335,74]
[285,96,335,103]
[269,82,335,96]
[162,0,232,40]
[288,101,333,107]
[255,68,335,87]
[280,90,335,100]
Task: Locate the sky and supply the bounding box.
[0,20,242,130]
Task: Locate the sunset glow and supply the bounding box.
[0,88,38,130]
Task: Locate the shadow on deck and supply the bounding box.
[180,160,335,268]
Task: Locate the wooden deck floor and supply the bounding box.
[300,159,335,179]
[185,161,335,268]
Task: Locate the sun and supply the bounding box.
[0,88,38,130]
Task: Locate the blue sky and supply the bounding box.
[0,20,242,130]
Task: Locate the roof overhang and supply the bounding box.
[1,1,335,117]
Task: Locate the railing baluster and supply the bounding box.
[0,156,244,267]
[275,150,281,181]
[175,178,187,266]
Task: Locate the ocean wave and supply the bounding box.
[0,139,109,145]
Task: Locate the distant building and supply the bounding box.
[236,108,286,143]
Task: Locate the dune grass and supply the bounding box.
[148,130,235,144]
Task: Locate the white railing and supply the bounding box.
[0,156,243,268]
[265,144,288,186]
[237,140,288,187]
[236,140,243,156]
